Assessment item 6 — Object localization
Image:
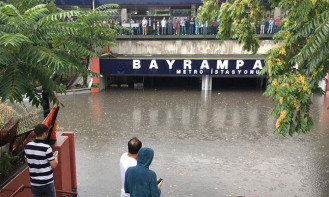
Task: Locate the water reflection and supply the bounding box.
[58,90,329,197]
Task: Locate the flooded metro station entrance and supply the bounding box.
[99,57,267,91]
[105,75,265,90]
[57,56,329,197]
[58,89,329,197]
[106,76,201,90]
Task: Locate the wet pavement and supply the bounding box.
[57,90,329,197]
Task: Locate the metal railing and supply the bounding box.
[8,184,78,197]
[115,22,277,40]
[0,109,48,186]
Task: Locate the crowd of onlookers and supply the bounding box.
[257,16,282,34]
[106,16,282,36]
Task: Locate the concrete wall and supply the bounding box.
[111,40,276,55]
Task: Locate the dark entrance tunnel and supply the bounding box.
[212,77,266,90]
[105,76,266,90]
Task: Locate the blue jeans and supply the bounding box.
[181,26,186,35]
[168,25,173,35]
[189,26,194,35]
[203,27,207,35]
[31,182,56,197]
[267,25,273,34]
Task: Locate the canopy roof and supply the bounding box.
[55,0,202,5]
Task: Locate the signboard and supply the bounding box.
[100,59,265,76]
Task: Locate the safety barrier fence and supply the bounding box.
[8,184,78,197]
[116,23,276,40]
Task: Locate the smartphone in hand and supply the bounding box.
[53,151,58,157]
[157,178,163,184]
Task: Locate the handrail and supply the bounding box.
[9,184,78,197]
[9,184,28,197]
[56,190,78,196]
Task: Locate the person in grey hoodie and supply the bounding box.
[124,147,163,197]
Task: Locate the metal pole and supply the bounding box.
[92,0,95,10]
[130,21,132,39]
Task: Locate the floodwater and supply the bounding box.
[57,89,329,197]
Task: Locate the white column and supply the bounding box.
[100,74,106,91]
[274,7,281,18]
[191,4,197,17]
[121,8,128,23]
[319,79,326,92]
[202,75,212,91]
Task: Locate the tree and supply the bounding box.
[0,0,118,107]
[198,0,329,136]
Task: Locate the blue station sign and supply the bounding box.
[100,59,265,76]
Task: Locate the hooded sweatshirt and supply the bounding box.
[124,147,161,197]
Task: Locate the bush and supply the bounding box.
[92,83,100,88]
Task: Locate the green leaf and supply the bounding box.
[0,33,32,47]
[24,4,49,22]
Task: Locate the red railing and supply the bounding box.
[9,184,78,197]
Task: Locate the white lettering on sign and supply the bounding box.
[129,59,266,75]
[166,60,175,69]
[149,60,158,69]
[133,60,141,69]
[184,60,192,70]
[236,60,244,69]
[216,60,228,69]
[253,60,263,69]
[200,60,210,69]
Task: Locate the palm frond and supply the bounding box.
[95,4,119,11]
[64,41,98,57]
[0,11,9,23]
[40,10,81,24]
[28,28,50,42]
[291,23,329,67]
[21,45,81,76]
[0,66,27,103]
[0,4,22,18]
[0,25,19,33]
[0,33,32,47]
[0,51,16,65]
[24,4,49,22]
[290,10,329,43]
[77,11,111,25]
[38,22,82,36]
